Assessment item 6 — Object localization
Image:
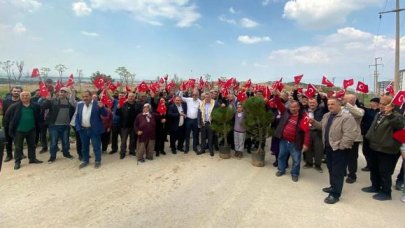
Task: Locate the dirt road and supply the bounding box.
[0,145,404,227]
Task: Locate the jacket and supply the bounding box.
[343,103,364,142]
[365,111,405,154]
[41,98,76,125]
[4,102,41,137]
[167,102,187,131]
[274,111,310,151]
[198,99,219,126]
[75,101,108,135]
[313,109,358,151]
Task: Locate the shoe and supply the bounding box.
[276,171,285,177]
[138,158,145,163]
[322,186,333,193]
[161,151,166,155]
[29,159,43,164]
[361,186,380,193]
[184,150,189,154]
[120,154,125,159]
[372,192,392,201]
[361,166,370,172]
[14,163,21,170]
[247,148,251,154]
[303,163,312,169]
[22,154,27,159]
[102,150,107,154]
[146,157,153,160]
[39,148,48,154]
[94,162,101,169]
[78,156,82,161]
[48,158,56,164]
[324,195,339,204]
[197,150,205,155]
[210,151,214,156]
[395,182,404,191]
[401,194,405,203]
[315,166,323,173]
[345,177,356,184]
[322,158,327,163]
[272,161,278,167]
[4,155,13,162]
[109,151,117,154]
[79,162,89,169]
[156,152,160,157]
[214,146,219,151]
[292,176,299,182]
[172,149,177,154]
[129,152,136,156]
[177,148,185,152]
[64,154,74,160]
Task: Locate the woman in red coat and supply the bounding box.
[134,103,157,162]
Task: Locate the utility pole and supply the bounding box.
[379,0,405,91]
[369,57,383,94]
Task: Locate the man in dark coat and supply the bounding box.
[167,96,187,154]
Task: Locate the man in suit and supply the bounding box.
[198,92,220,156]
[167,96,187,154]
[4,91,43,170]
[75,91,107,169]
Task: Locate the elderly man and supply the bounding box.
[343,94,365,184]
[311,97,357,204]
[4,91,43,170]
[75,91,107,169]
[197,92,219,156]
[116,93,138,159]
[167,96,187,154]
[2,86,22,162]
[181,91,201,153]
[42,87,76,163]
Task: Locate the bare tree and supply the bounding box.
[55,64,67,82]
[15,61,24,83]
[0,60,14,90]
[77,69,83,92]
[115,66,135,85]
[204,73,211,82]
[40,67,51,80]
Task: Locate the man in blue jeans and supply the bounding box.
[75,91,107,169]
[273,101,310,182]
[42,87,76,163]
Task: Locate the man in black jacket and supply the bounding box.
[116,93,138,159]
[4,91,43,170]
[167,96,187,154]
[2,86,22,162]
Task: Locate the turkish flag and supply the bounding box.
[356,81,369,94]
[157,98,167,115]
[119,97,126,107]
[392,91,405,106]
[294,74,303,85]
[322,76,334,87]
[343,79,354,89]
[223,78,234,89]
[55,80,63,92]
[327,91,334,98]
[233,83,239,92]
[299,114,310,132]
[108,81,117,91]
[267,99,276,108]
[245,79,252,88]
[297,88,303,94]
[335,89,346,99]
[179,81,187,91]
[198,77,205,90]
[263,86,271,98]
[393,129,405,143]
[218,79,224,87]
[187,79,196,89]
[149,82,159,94]
[100,90,113,108]
[166,81,176,92]
[125,85,132,93]
[65,74,74,87]
[39,81,49,98]
[221,88,229,97]
[137,81,149,93]
[164,74,168,81]
[237,90,247,102]
[273,78,284,92]
[31,68,40,78]
[305,84,317,98]
[386,82,395,96]
[159,77,165,84]
[93,76,105,90]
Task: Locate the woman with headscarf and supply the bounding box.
[134,103,157,163]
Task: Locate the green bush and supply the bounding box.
[211,106,235,147]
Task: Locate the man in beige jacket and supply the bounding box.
[311,97,358,204]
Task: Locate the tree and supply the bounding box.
[40,67,51,80]
[55,64,67,82]
[0,60,14,90]
[210,106,235,159]
[115,66,135,86]
[14,61,24,83]
[91,71,113,85]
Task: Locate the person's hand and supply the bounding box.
[98,102,104,108]
[107,128,111,132]
[137,131,143,136]
[46,94,51,100]
[161,118,166,123]
[221,103,226,108]
[302,145,309,153]
[308,118,314,124]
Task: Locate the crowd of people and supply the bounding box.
[0,79,404,205]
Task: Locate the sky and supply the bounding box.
[1,0,405,88]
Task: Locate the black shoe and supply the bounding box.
[322,186,333,193]
[210,151,214,156]
[322,158,327,163]
[14,163,21,170]
[29,159,43,164]
[39,148,48,154]
[138,158,145,163]
[292,176,299,182]
[346,177,356,184]
[361,166,370,172]
[314,166,323,173]
[395,182,404,191]
[324,195,339,204]
[22,154,27,159]
[109,150,117,154]
[4,155,13,162]
[276,171,285,177]
[156,152,160,157]
[161,151,166,155]
[303,163,313,169]
[120,154,126,159]
[146,157,153,160]
[172,149,177,154]
[129,152,136,156]
[197,150,205,155]
[247,148,251,154]
[177,148,185,152]
[184,149,189,154]
[361,186,380,193]
[214,146,219,151]
[78,156,82,161]
[79,162,89,169]
[48,158,56,164]
[64,154,74,160]
[372,192,392,201]
[94,162,101,169]
[272,161,278,167]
